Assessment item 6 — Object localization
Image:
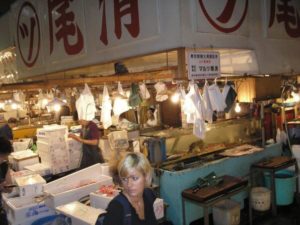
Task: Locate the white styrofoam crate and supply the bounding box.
[24,163,52,177]
[56,201,105,225]
[13,139,32,152]
[100,163,111,176]
[12,155,39,171]
[5,196,56,225]
[37,140,68,153]
[90,189,119,210]
[15,174,46,197]
[43,164,113,208]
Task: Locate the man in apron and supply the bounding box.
[69,119,104,169]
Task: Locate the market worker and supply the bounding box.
[144,106,158,128]
[100,152,158,225]
[68,84,104,169]
[0,117,17,141]
[68,111,104,169]
[0,137,13,192]
[0,137,13,224]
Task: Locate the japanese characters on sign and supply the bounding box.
[266,0,300,38]
[187,51,220,80]
[98,0,140,46]
[12,0,159,77]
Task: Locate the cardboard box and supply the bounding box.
[56,201,105,225]
[15,174,46,197]
[5,196,56,225]
[43,163,113,208]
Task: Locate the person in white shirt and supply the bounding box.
[144,107,158,128]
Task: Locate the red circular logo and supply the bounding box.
[199,0,249,33]
[17,1,40,67]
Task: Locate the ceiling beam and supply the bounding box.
[0,67,177,92]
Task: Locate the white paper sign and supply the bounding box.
[187,51,220,80]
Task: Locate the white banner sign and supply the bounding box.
[187,51,220,80]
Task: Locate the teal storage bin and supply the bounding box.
[264,170,296,206]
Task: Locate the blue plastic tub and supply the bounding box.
[264,170,296,206]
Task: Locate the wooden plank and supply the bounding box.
[182,175,248,202]
[0,68,176,91]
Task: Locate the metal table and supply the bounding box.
[181,175,248,225]
[249,156,299,225]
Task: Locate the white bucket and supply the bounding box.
[251,187,271,211]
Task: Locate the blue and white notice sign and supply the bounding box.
[187,51,220,80]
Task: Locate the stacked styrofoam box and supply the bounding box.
[13,138,32,152]
[15,174,46,197]
[25,163,52,177]
[37,125,70,174]
[5,196,56,225]
[90,187,119,210]
[9,150,39,171]
[43,163,113,209]
[56,201,105,225]
[67,138,82,170]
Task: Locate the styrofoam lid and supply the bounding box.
[15,174,46,186]
[56,201,105,224]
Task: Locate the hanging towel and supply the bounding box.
[101,85,112,129]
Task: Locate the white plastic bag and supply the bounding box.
[203,81,213,123]
[208,84,227,112]
[154,82,168,102]
[139,83,151,100]
[76,84,97,121]
[113,82,130,116]
[101,85,112,129]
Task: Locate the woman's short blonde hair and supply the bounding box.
[118,152,152,186]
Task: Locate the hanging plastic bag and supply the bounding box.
[129,83,142,107]
[154,82,168,102]
[139,83,151,100]
[208,84,226,112]
[202,81,213,123]
[113,82,130,116]
[76,84,97,121]
[101,85,112,129]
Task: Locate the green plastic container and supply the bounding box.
[264,170,296,206]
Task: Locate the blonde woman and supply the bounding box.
[102,152,157,225]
